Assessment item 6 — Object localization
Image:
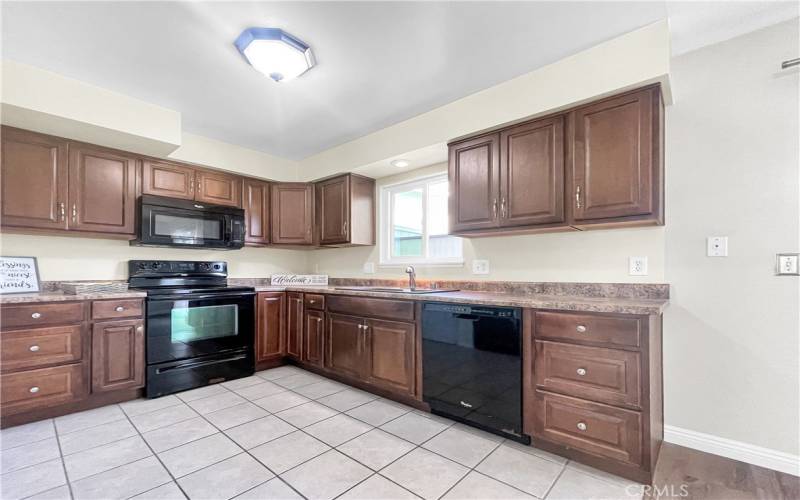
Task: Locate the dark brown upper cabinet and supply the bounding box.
[68,143,137,235]
[271,183,314,245]
[316,174,375,247]
[195,169,241,207]
[448,84,663,236]
[571,86,663,226]
[242,178,271,246]
[142,159,195,200]
[1,127,69,231]
[448,133,500,233]
[500,116,565,227]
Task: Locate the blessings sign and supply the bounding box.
[0,257,41,294]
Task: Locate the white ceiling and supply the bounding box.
[2,2,797,160]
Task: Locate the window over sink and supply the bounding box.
[379,173,463,266]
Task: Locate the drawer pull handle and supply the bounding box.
[29,345,40,352]
[115,306,125,312]
[576,368,587,376]
[576,422,587,431]
[576,325,587,333]
[29,386,40,394]
[31,312,42,319]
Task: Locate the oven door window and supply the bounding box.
[153,213,223,242]
[171,303,238,343]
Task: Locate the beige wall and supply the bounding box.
[663,19,799,455]
[311,164,666,283]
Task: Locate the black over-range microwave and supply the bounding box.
[132,195,245,249]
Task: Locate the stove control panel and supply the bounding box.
[129,260,227,277]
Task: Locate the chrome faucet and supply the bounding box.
[404,266,417,291]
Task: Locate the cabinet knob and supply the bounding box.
[316,318,322,323]
[576,325,587,333]
[115,306,125,312]
[309,300,315,304]
[31,312,42,319]
[357,324,363,330]
[576,422,587,431]
[29,386,40,394]
[363,324,369,331]
[136,326,144,333]
[29,345,40,352]
[576,368,587,376]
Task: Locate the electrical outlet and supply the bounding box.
[472,259,490,275]
[707,236,728,257]
[362,262,376,274]
[629,256,648,276]
[776,253,799,275]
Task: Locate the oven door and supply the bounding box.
[140,204,233,248]
[146,291,255,365]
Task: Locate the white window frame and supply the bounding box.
[379,173,463,267]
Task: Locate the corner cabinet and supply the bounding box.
[271,183,314,245]
[316,174,376,246]
[256,292,286,366]
[285,292,304,360]
[448,84,663,236]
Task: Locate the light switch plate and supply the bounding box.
[629,256,648,276]
[776,253,799,275]
[707,236,728,257]
[362,262,376,274]
[472,259,490,275]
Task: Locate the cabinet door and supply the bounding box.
[325,313,365,380]
[317,175,350,245]
[142,160,195,200]
[196,170,241,207]
[243,178,270,245]
[304,309,325,367]
[256,292,285,363]
[500,116,565,227]
[364,318,415,395]
[449,134,500,232]
[271,183,314,244]
[91,319,144,393]
[1,127,68,230]
[286,292,304,360]
[68,144,137,234]
[572,87,657,221]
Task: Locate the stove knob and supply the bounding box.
[151,262,160,270]
[137,262,147,270]
[213,264,222,271]
[199,263,210,271]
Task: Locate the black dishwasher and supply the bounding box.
[422,302,529,443]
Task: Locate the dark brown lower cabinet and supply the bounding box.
[91,319,145,393]
[304,309,324,367]
[325,313,364,380]
[364,318,415,395]
[286,292,304,360]
[256,292,286,364]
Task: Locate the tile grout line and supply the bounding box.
[541,461,569,500]
[52,418,76,500]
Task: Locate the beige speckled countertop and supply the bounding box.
[252,285,668,315]
[0,290,146,304]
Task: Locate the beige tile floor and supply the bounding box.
[0,366,642,500]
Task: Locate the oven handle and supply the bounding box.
[155,353,249,374]
[148,291,256,301]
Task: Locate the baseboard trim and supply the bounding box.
[664,425,800,476]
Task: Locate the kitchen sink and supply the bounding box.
[334,286,458,294]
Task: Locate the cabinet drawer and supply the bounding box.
[535,311,641,348]
[534,390,642,465]
[304,294,325,311]
[535,341,641,408]
[1,364,86,415]
[92,299,144,320]
[327,295,414,321]
[1,325,84,372]
[1,302,85,329]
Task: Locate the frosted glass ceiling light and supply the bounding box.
[234,27,315,82]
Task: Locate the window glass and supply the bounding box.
[171,304,238,343]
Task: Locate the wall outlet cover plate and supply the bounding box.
[362,262,376,274]
[776,253,799,275]
[629,256,648,276]
[707,236,729,257]
[472,259,490,275]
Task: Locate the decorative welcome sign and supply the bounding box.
[0,256,41,294]
[270,274,328,286]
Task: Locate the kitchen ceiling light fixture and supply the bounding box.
[391,159,410,168]
[234,27,315,82]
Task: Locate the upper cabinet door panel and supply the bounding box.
[500,116,565,227]
[318,176,350,245]
[1,127,68,230]
[271,183,314,245]
[573,87,657,221]
[68,145,137,234]
[449,134,500,232]
[196,170,241,207]
[142,160,195,200]
[243,178,270,245]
